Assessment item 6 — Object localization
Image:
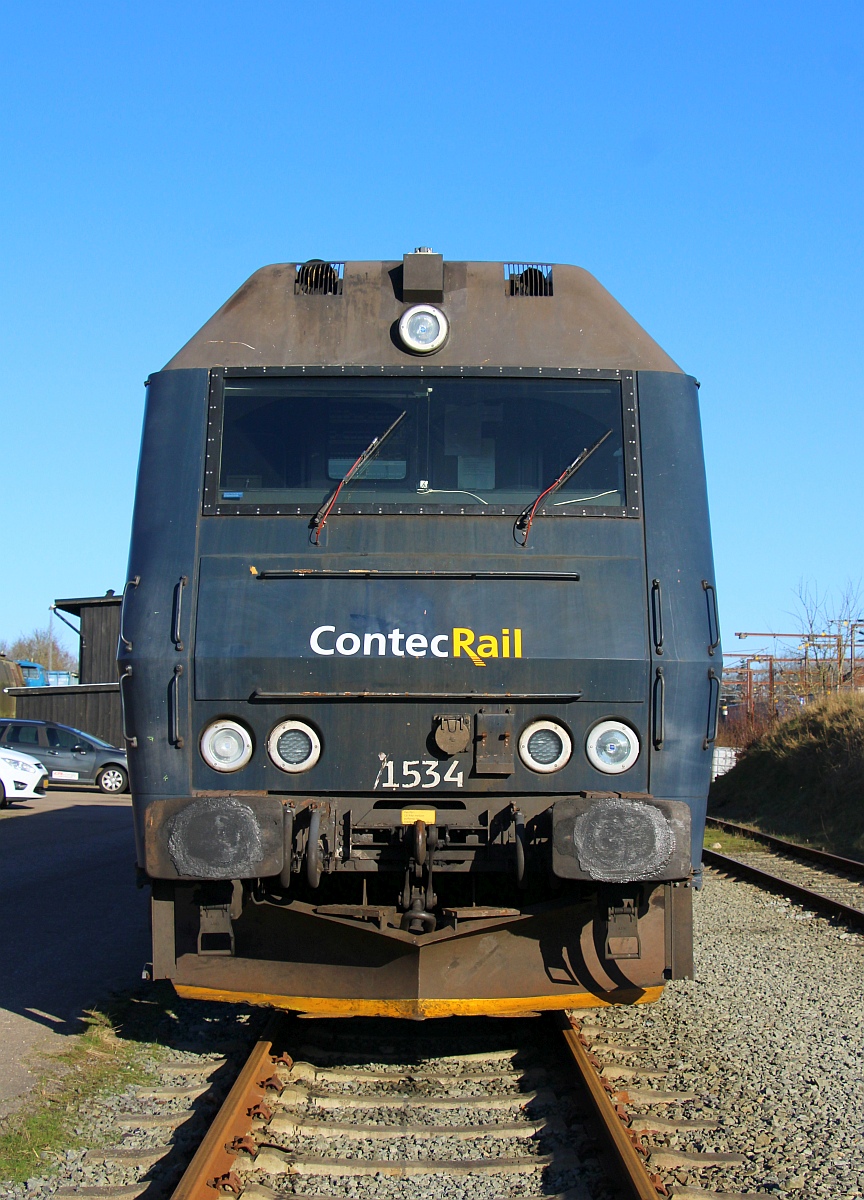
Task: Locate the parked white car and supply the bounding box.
[0,747,49,807]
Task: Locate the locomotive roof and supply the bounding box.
[164,259,682,373]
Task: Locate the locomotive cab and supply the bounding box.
[122,253,719,1017]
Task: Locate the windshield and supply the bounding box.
[213,377,630,515]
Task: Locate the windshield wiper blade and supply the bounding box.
[311,410,407,544]
[513,428,613,546]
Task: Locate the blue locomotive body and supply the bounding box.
[121,257,719,1016]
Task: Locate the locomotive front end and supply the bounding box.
[121,253,719,1016]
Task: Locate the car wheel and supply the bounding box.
[0,780,6,809]
[97,765,128,794]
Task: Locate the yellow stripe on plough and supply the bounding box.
[173,985,664,1018]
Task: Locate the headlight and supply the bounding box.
[200,720,254,772]
[398,304,449,354]
[1,755,38,773]
[518,720,572,773]
[267,719,321,774]
[586,720,640,774]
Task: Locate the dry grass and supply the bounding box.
[709,693,864,859]
[715,708,777,748]
[0,1009,160,1185]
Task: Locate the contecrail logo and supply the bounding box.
[309,626,523,667]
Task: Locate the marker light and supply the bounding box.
[586,720,640,774]
[200,720,254,772]
[268,719,322,773]
[398,305,449,354]
[518,719,572,773]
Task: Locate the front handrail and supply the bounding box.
[650,578,664,655]
[172,575,188,651]
[703,667,720,750]
[119,665,137,748]
[169,664,185,748]
[119,575,140,652]
[251,688,581,702]
[652,666,665,749]
[702,579,721,656]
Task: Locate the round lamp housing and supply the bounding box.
[398,304,449,354]
[267,719,322,774]
[518,719,572,773]
[200,719,254,773]
[586,720,640,775]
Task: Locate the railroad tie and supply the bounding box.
[266,1115,552,1139]
[241,1148,555,1176]
[273,1084,551,1110]
[284,1060,544,1084]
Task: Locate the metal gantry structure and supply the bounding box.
[721,625,864,717]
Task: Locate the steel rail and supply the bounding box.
[706,817,864,874]
[170,1014,286,1200]
[558,1013,664,1199]
[702,848,864,928]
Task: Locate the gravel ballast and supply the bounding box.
[2,871,862,1200]
[589,868,864,1198]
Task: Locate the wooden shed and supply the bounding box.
[8,592,123,746]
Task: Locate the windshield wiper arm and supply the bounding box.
[513,429,613,546]
[311,410,407,544]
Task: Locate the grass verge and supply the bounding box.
[704,825,763,856]
[0,1005,162,1185]
[0,983,261,1188]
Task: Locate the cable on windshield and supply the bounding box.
[310,411,407,544]
[513,429,613,547]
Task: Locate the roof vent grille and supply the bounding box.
[506,262,553,297]
[295,260,344,296]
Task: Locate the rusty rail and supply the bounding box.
[702,847,864,928]
[170,1014,286,1200]
[558,1013,666,1199]
[706,817,864,874]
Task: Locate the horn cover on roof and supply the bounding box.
[164,260,682,373]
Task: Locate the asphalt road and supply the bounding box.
[0,790,150,1117]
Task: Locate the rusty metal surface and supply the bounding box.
[167,887,673,1009]
[559,1013,666,1199]
[164,260,682,373]
[169,1015,285,1200]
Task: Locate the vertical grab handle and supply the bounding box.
[702,579,721,656]
[119,576,140,652]
[650,579,664,655]
[652,666,665,749]
[169,664,184,748]
[119,666,137,748]
[172,575,188,651]
[703,668,720,750]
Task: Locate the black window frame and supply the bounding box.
[203,366,641,519]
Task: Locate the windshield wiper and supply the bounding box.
[513,429,613,546]
[311,410,407,544]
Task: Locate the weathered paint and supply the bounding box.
[173,984,665,1018]
[122,257,717,1014]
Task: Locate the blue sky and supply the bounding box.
[2,1,862,657]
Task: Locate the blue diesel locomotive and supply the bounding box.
[120,253,720,1017]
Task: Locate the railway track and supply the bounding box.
[36,1004,784,1199]
[703,817,864,927]
[146,1012,768,1200]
